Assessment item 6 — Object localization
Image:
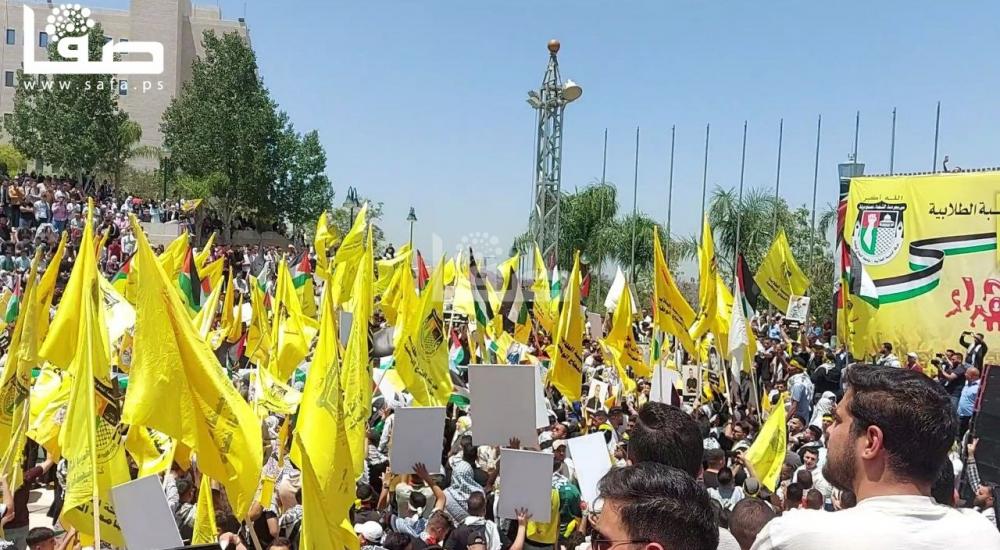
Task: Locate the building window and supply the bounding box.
[4,72,13,88]
[118,79,127,96]
[2,113,11,130]
[119,38,128,43]
[5,29,14,45]
[38,32,47,48]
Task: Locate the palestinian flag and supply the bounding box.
[4,276,21,324]
[416,251,430,291]
[111,253,134,295]
[469,250,494,326]
[179,247,210,312]
[291,252,316,317]
[581,273,591,299]
[848,247,880,308]
[449,370,470,407]
[449,329,466,371]
[291,253,312,288]
[499,267,528,334]
[736,253,762,318]
[550,266,562,300]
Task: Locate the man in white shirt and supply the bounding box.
[752,366,1000,550]
[794,447,832,499]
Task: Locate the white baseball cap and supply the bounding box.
[354,521,383,543]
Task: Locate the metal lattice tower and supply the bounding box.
[527,40,581,268]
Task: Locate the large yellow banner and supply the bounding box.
[844,172,1000,362]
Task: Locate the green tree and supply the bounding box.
[327,193,386,251]
[8,23,129,182]
[0,144,27,176]
[161,30,284,242]
[274,124,333,233]
[96,119,162,193]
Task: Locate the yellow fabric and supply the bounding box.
[375,248,411,296]
[393,260,451,406]
[200,256,226,294]
[193,278,223,339]
[246,276,272,367]
[35,231,67,337]
[330,203,369,306]
[253,366,302,416]
[57,204,129,547]
[603,279,649,378]
[27,366,69,460]
[195,232,216,270]
[843,173,1000,361]
[270,260,317,380]
[192,473,218,544]
[525,489,560,544]
[342,225,374,477]
[0,250,42,491]
[689,216,718,342]
[442,256,457,286]
[122,216,263,517]
[158,231,190,283]
[550,252,584,402]
[498,254,520,292]
[712,274,734,357]
[314,210,341,280]
[380,251,416,327]
[745,395,787,492]
[652,227,696,354]
[532,244,555,335]
[123,425,173,479]
[453,252,475,318]
[753,229,810,312]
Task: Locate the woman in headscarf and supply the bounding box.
[810,391,837,428]
[443,442,482,522]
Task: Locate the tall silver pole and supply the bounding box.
[666,125,675,253]
[597,128,608,303]
[853,110,860,163]
[810,115,822,267]
[889,107,897,175]
[772,118,783,237]
[733,120,748,280]
[932,101,941,172]
[700,123,711,240]
[630,126,640,282]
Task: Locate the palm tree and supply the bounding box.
[98,118,162,194]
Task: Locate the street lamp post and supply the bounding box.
[527,40,582,272]
[407,207,417,249]
[343,186,361,220]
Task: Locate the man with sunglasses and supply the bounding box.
[751,366,1000,549]
[592,463,718,550]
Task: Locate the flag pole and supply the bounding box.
[733,120,748,280]
[932,101,941,172]
[597,128,608,305]
[889,107,896,175]
[699,123,711,239]
[666,125,675,253]
[853,110,860,165]
[771,118,783,239]
[630,126,640,282]
[805,114,823,342]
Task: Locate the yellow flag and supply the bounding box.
[123,216,263,517]
[442,256,457,286]
[753,229,810,312]
[531,244,555,335]
[381,250,416,327]
[453,252,475,318]
[652,227,696,354]
[394,261,451,406]
[375,249,411,297]
[0,250,42,491]
[35,231,67,340]
[213,268,238,348]
[195,232,216,269]
[293,279,361,550]
[253,366,302,416]
[158,231,190,282]
[498,254,520,292]
[712,274,734,357]
[193,277,223,339]
[314,211,340,280]
[331,204,369,306]
[200,256,226,294]
[246,276,272,367]
[124,425,173,479]
[745,395,787,492]
[342,225,374,477]
[192,473,218,544]
[58,205,129,546]
[603,280,649,378]
[271,260,317,380]
[551,252,584,402]
[689,216,718,342]
[27,366,70,459]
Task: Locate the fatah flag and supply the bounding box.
[499,268,528,334]
[469,250,494,327]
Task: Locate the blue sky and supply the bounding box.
[104,1,1000,261]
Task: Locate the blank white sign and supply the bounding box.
[390,406,446,474]
[650,366,681,404]
[566,432,612,506]
[497,449,553,522]
[112,475,183,549]
[534,366,550,428]
[470,365,538,448]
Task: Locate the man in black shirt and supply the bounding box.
[940,352,969,411]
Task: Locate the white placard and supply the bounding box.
[649,366,681,404]
[470,365,538,448]
[786,295,810,323]
[566,432,612,506]
[390,407,446,474]
[587,312,603,341]
[534,366,550,428]
[112,475,183,549]
[497,449,553,522]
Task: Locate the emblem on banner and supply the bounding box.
[853,202,906,265]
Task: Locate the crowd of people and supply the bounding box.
[0,172,996,550]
